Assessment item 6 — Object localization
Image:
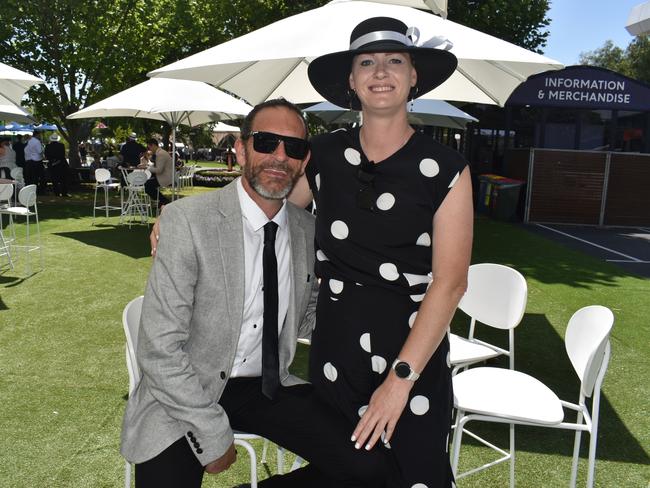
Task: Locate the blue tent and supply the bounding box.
[0,121,34,132]
[34,122,59,131]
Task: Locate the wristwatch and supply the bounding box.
[391,359,420,381]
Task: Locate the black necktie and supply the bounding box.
[262,221,280,400]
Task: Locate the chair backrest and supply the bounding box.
[0,183,13,203]
[10,167,24,184]
[127,170,148,186]
[565,305,614,398]
[122,296,144,394]
[458,263,528,330]
[17,184,37,208]
[95,168,112,184]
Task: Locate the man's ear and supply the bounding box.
[234,138,246,167]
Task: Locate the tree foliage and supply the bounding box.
[447,0,550,53]
[0,0,324,165]
[580,37,650,84]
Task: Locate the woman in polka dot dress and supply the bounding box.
[295,17,474,487]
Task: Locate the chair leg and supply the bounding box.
[450,411,466,476]
[93,186,98,224]
[570,411,584,488]
[124,460,131,488]
[509,423,515,488]
[587,398,602,488]
[234,439,258,488]
[104,186,109,218]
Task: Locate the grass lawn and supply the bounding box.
[1,186,648,487]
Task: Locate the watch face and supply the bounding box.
[394,361,411,378]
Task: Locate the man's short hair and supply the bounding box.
[240,98,308,141]
[146,138,159,147]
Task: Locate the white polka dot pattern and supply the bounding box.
[344,147,361,166]
[371,355,387,374]
[410,293,425,302]
[331,220,349,239]
[408,311,417,328]
[446,351,451,368]
[379,263,399,281]
[329,279,344,294]
[416,232,431,247]
[419,158,439,177]
[410,396,430,415]
[359,333,371,353]
[323,362,338,382]
[315,173,321,190]
[448,171,460,188]
[403,273,431,287]
[376,192,395,211]
[358,405,368,417]
[412,484,428,488]
[316,250,329,261]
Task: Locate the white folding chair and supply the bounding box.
[120,170,151,227]
[92,168,121,224]
[450,263,528,375]
[0,184,43,272]
[121,296,268,488]
[450,305,614,488]
[0,224,13,271]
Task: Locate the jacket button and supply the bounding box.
[193,441,200,448]
[220,371,226,380]
[197,448,203,454]
[187,431,194,437]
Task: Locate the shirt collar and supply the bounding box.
[236,177,287,232]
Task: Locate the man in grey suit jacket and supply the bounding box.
[121,99,394,488]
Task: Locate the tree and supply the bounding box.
[447,0,551,53]
[580,37,650,84]
[0,0,325,167]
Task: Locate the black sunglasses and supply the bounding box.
[356,157,377,212]
[250,131,310,160]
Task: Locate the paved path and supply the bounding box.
[527,224,650,278]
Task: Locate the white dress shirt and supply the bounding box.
[24,137,43,162]
[231,178,292,377]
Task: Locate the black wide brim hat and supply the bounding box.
[308,16,458,110]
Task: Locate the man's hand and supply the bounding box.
[150,216,161,257]
[204,443,237,474]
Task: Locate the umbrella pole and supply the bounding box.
[172,126,177,201]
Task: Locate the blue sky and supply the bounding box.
[544,0,642,65]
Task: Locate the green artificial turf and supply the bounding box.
[1,192,648,487]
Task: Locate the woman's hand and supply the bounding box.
[351,373,413,450]
[150,216,161,256]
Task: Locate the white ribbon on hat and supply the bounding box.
[349,26,453,51]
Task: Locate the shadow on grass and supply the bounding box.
[471,217,641,289]
[54,227,151,259]
[451,312,650,465]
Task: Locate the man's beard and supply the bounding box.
[245,159,299,200]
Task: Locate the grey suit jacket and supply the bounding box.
[120,180,318,465]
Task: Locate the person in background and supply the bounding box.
[0,139,17,179]
[24,133,45,194]
[138,138,173,209]
[44,134,70,197]
[12,134,26,168]
[119,132,146,168]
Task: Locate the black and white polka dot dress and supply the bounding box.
[306,127,467,488]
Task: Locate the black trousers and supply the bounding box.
[49,162,70,196]
[144,176,170,208]
[24,160,45,192]
[135,378,401,488]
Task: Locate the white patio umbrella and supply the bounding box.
[212,121,241,133]
[0,62,44,105]
[0,99,35,123]
[305,99,477,129]
[149,0,562,107]
[68,77,252,197]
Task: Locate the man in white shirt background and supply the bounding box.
[24,133,45,194]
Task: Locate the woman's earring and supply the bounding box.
[348,88,358,110]
[408,86,418,111]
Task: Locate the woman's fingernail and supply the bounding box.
[354,442,360,449]
[155,234,159,241]
[351,435,356,442]
[365,444,371,451]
